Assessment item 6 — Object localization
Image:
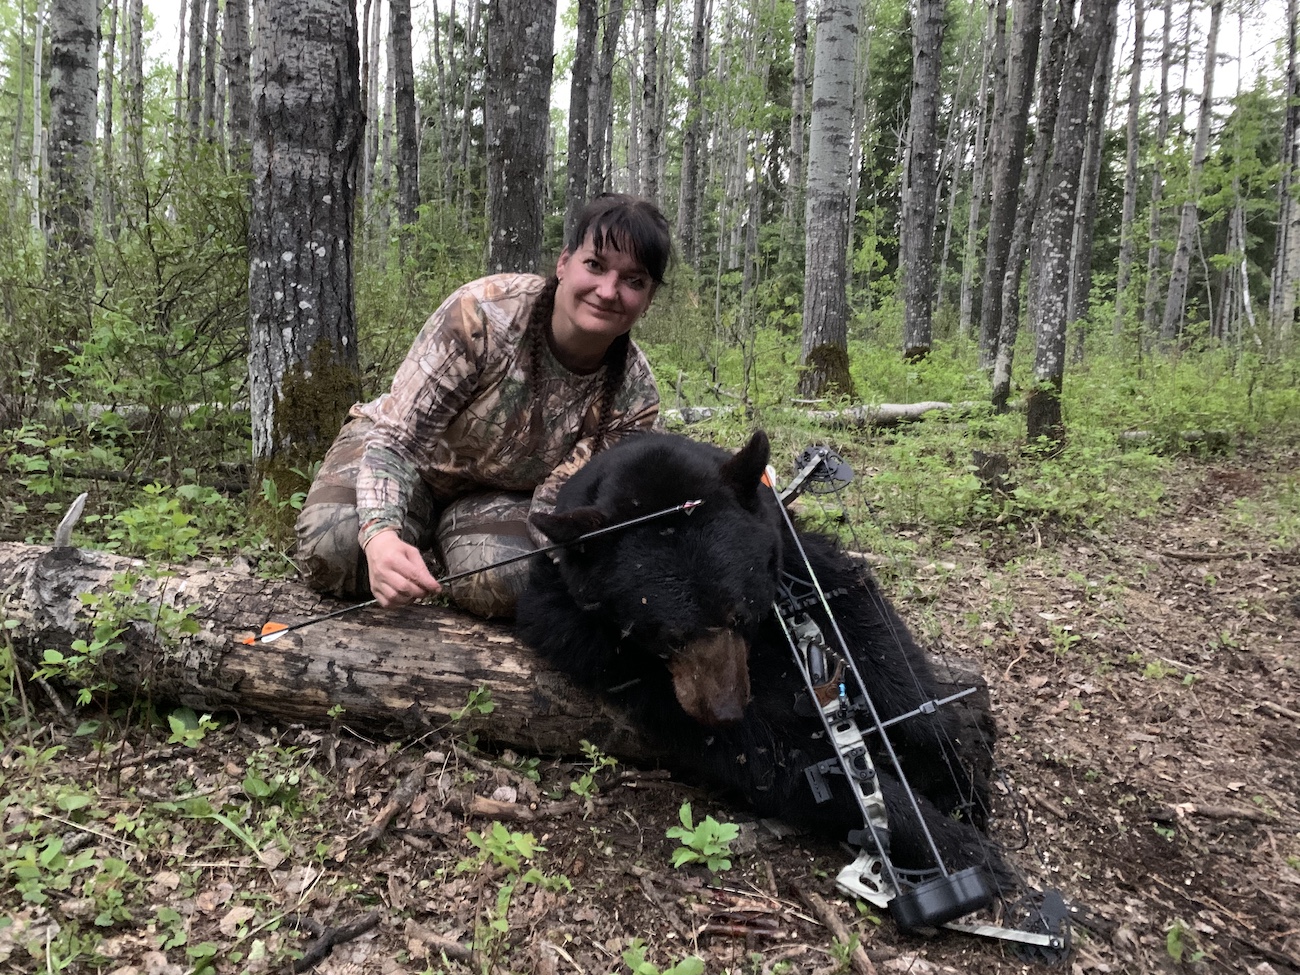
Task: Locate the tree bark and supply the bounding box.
[799,0,860,399]
[186,0,204,147]
[991,0,1071,410]
[1064,0,1117,352]
[565,0,598,243]
[124,0,144,181]
[900,0,948,361]
[1271,0,1300,342]
[779,0,808,271]
[1160,0,1223,342]
[1026,0,1118,448]
[485,0,556,274]
[247,0,364,467]
[1114,0,1144,336]
[223,0,251,161]
[46,0,99,272]
[29,0,46,230]
[391,0,420,232]
[1142,0,1174,334]
[202,0,219,141]
[978,0,1043,370]
[640,0,660,201]
[676,0,708,267]
[0,542,991,765]
[101,0,119,235]
[959,0,1001,341]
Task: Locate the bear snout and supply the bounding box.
[667,629,751,726]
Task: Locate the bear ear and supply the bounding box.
[530,507,609,544]
[719,430,771,504]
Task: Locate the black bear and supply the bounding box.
[515,430,1002,885]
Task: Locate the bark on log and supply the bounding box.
[0,542,991,766]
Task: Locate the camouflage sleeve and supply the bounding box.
[355,285,498,546]
[526,347,661,545]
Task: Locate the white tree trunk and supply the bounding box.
[1114,0,1144,335]
[900,0,948,360]
[1027,0,1119,445]
[799,0,860,397]
[1160,0,1223,342]
[46,0,98,261]
[247,0,363,462]
[485,0,556,273]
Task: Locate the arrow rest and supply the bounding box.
[770,446,1072,961]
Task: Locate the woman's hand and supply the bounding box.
[363,530,442,608]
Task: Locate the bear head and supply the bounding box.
[530,430,784,727]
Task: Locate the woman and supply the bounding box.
[295,194,671,618]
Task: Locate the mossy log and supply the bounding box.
[0,542,991,767]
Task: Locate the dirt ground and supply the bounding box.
[2,445,1297,975]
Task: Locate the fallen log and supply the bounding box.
[0,542,991,766]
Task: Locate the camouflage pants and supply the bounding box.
[294,417,537,619]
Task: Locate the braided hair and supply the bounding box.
[531,195,672,454]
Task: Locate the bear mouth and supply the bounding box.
[667,629,751,726]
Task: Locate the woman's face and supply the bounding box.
[551,234,657,371]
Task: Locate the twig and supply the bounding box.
[632,869,694,941]
[1258,700,1300,721]
[791,885,876,975]
[285,910,382,973]
[445,793,536,822]
[1146,802,1275,825]
[1159,548,1249,561]
[353,764,427,851]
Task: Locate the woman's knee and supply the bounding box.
[295,502,367,598]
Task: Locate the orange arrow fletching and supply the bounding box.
[241,621,289,645]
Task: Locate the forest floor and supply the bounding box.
[2,441,1298,975]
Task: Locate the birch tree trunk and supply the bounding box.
[640,0,660,202]
[1064,1,1117,353]
[978,0,1043,369]
[102,0,118,234]
[798,0,859,398]
[1114,0,1144,335]
[202,0,219,141]
[588,0,625,197]
[1026,0,1119,447]
[780,0,808,270]
[900,0,948,361]
[363,0,383,226]
[29,0,46,230]
[1160,0,1223,343]
[124,0,143,182]
[391,0,420,232]
[676,0,708,267]
[186,0,204,147]
[223,0,251,161]
[1271,0,1300,342]
[565,0,598,242]
[991,0,1071,410]
[46,0,99,272]
[959,0,1001,340]
[247,0,363,469]
[484,0,556,274]
[11,0,28,213]
[1142,0,1174,333]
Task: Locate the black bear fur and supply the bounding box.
[516,431,1003,881]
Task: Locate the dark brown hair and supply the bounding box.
[526,196,670,454]
[566,194,673,285]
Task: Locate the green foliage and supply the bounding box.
[620,938,706,975]
[665,802,739,873]
[569,739,619,801]
[1165,918,1205,964]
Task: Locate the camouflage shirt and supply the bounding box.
[352,273,660,547]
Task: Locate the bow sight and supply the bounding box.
[769,446,1071,964]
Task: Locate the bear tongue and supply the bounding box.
[667,631,751,726]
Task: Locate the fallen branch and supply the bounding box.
[352,763,428,852]
[1146,802,1275,825]
[285,909,381,974]
[792,885,876,975]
